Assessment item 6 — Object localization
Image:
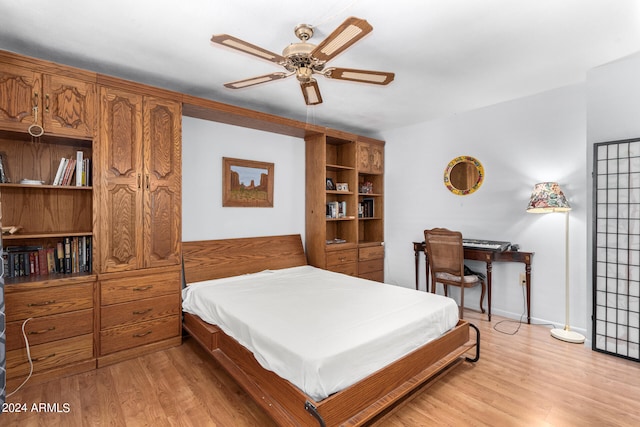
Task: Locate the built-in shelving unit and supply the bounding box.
[306,132,385,281]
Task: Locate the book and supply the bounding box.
[0,153,9,183]
[53,157,67,185]
[76,151,84,186]
[64,236,72,273]
[83,157,91,186]
[62,158,76,185]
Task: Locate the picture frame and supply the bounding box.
[223,157,274,207]
[336,182,349,192]
[326,177,336,190]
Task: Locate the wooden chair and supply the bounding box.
[424,228,486,319]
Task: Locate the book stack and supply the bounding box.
[53,151,91,186]
[326,201,347,218]
[359,198,375,218]
[2,236,92,278]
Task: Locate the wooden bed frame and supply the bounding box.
[182,234,479,426]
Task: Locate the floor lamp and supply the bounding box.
[526,182,585,344]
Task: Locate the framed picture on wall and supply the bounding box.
[223,157,274,207]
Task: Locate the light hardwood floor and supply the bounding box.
[2,311,640,426]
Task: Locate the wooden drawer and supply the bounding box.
[5,283,94,322]
[358,258,384,275]
[101,294,180,329]
[327,262,357,276]
[100,315,180,355]
[6,333,94,379]
[100,270,180,306]
[359,245,384,261]
[5,309,93,351]
[326,249,357,267]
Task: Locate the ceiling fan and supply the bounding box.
[211,17,395,105]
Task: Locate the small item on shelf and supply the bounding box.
[326,177,336,190]
[336,183,349,192]
[19,179,44,185]
[326,238,347,244]
[2,225,22,235]
[359,181,374,194]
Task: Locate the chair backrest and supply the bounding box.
[424,228,465,277]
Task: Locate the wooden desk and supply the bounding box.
[412,242,534,323]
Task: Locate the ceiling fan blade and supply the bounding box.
[300,79,323,105]
[211,34,286,64]
[310,17,373,62]
[224,72,290,89]
[324,67,395,85]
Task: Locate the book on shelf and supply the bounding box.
[2,236,92,279]
[0,153,10,183]
[359,198,375,218]
[326,201,348,218]
[52,152,90,186]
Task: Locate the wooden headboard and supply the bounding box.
[182,234,308,284]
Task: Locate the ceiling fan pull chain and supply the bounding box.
[28,94,45,138]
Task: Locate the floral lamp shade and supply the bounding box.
[526,182,571,213]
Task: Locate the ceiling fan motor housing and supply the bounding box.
[282,42,325,74]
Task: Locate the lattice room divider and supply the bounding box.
[593,138,640,361]
[1,231,5,405]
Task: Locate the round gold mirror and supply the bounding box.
[444,156,484,195]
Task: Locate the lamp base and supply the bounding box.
[551,327,585,344]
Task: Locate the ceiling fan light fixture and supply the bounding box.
[296,67,313,83]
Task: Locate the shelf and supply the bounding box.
[0,129,92,146]
[0,183,92,190]
[4,272,97,288]
[327,164,355,172]
[326,216,356,221]
[3,231,93,240]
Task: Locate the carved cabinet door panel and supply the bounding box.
[357,141,384,174]
[43,74,95,139]
[98,86,144,273]
[142,97,181,269]
[0,64,39,132]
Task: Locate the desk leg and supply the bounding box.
[486,261,492,321]
[415,249,420,291]
[525,263,531,324]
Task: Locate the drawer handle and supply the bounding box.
[132,285,152,292]
[29,326,56,335]
[339,257,347,262]
[28,300,56,307]
[34,353,56,362]
[133,331,152,338]
[133,308,152,315]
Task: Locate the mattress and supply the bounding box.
[182,265,459,401]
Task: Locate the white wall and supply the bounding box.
[182,116,305,242]
[382,84,589,333]
[586,51,640,340]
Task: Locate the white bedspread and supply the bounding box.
[182,265,459,401]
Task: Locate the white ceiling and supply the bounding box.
[1,0,639,138]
